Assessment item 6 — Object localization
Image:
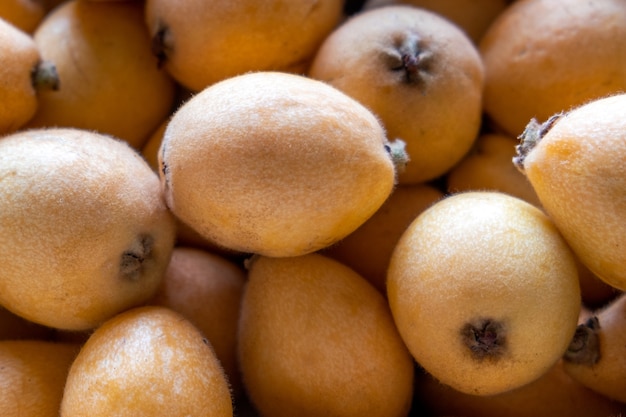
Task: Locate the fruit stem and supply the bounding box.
[31,60,60,92]
[563,316,601,366]
[513,112,563,173]
[385,138,410,178]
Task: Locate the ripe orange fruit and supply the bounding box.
[0,340,80,417]
[145,0,344,91]
[362,0,510,44]
[60,306,234,417]
[515,93,626,291]
[149,246,247,396]
[480,0,626,137]
[309,5,484,184]
[387,191,581,395]
[0,128,176,331]
[0,17,58,135]
[26,0,177,148]
[160,71,404,257]
[0,0,45,33]
[323,183,443,294]
[239,253,415,417]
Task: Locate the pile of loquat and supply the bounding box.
[1,1,625,416]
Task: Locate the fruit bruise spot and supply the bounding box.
[151,22,173,68]
[461,318,507,361]
[564,316,601,366]
[386,33,433,85]
[120,235,155,280]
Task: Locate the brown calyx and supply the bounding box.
[151,22,173,69]
[386,33,432,85]
[563,316,601,366]
[513,112,564,173]
[120,235,155,280]
[31,60,60,92]
[461,318,507,361]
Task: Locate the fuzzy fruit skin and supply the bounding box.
[238,253,415,417]
[0,17,41,134]
[518,93,626,291]
[160,71,397,257]
[308,5,484,184]
[60,306,233,417]
[0,128,176,331]
[387,191,581,396]
[144,0,344,92]
[563,293,626,403]
[25,0,176,148]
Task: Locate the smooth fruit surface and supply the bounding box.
[238,254,415,417]
[145,0,344,91]
[0,340,80,417]
[480,0,626,137]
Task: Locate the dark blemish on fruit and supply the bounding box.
[564,316,601,366]
[202,338,209,345]
[461,318,507,361]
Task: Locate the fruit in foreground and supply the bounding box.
[159,71,405,257]
[0,128,176,330]
[387,191,581,395]
[514,93,626,291]
[238,253,415,417]
[60,306,233,417]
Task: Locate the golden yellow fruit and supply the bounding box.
[60,306,233,417]
[145,0,344,91]
[0,128,176,331]
[387,191,581,395]
[160,71,403,257]
[0,340,80,417]
[515,93,626,291]
[149,246,247,397]
[238,253,415,417]
[480,0,626,137]
[26,0,176,148]
[309,5,484,184]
